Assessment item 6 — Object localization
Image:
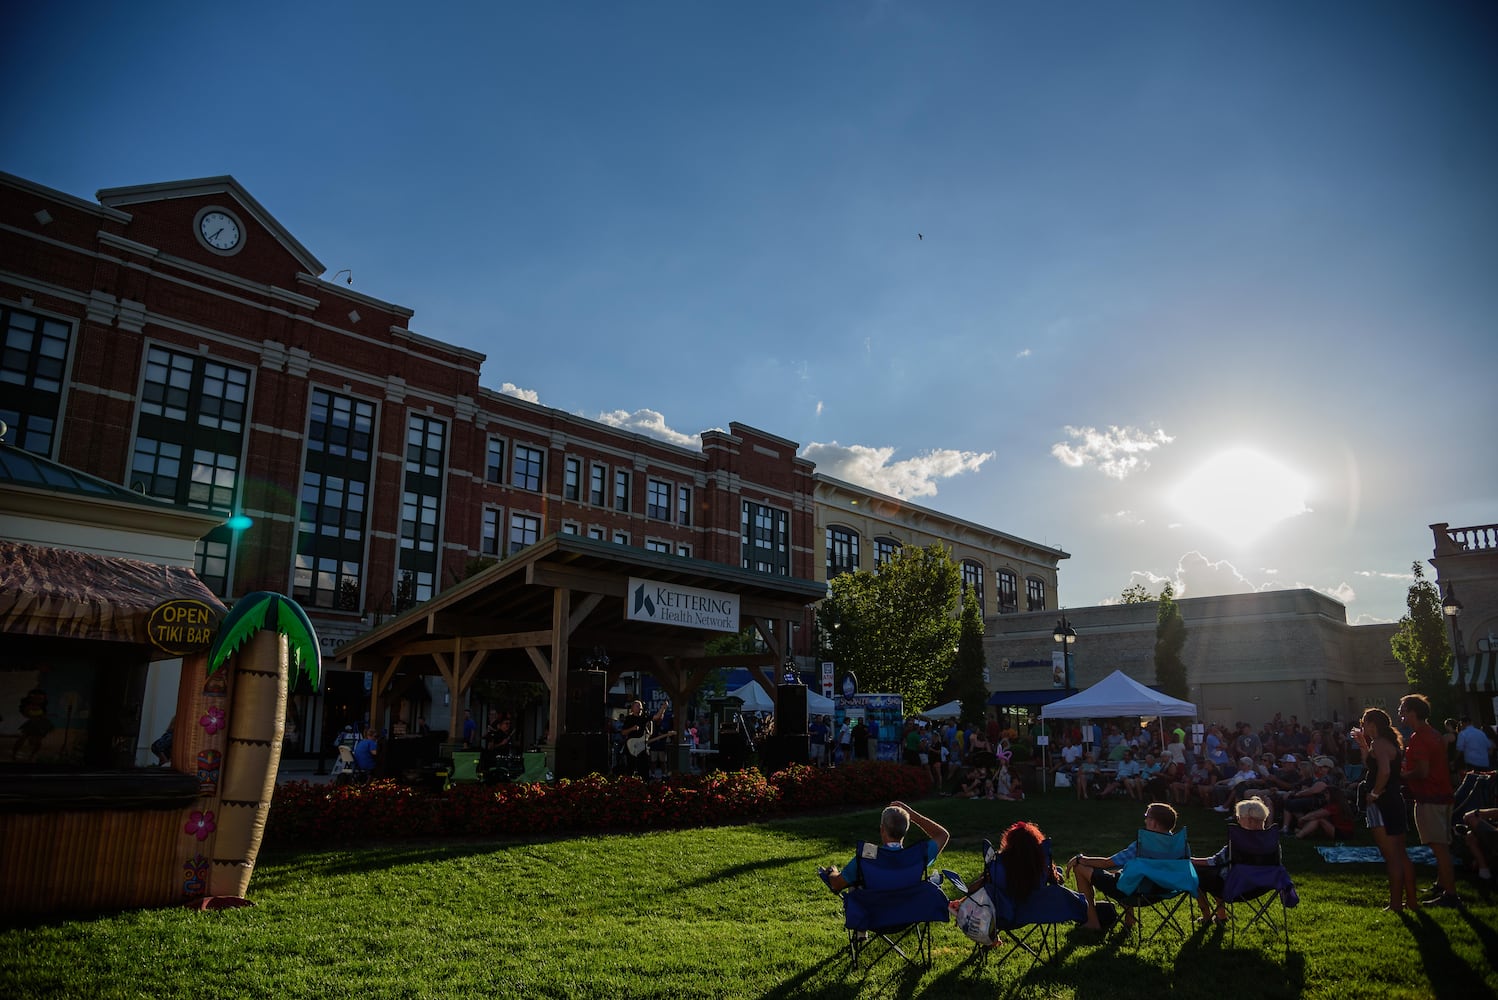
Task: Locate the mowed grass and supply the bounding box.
[3,793,1496,999]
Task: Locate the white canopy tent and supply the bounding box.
[727,681,834,717]
[1040,670,1197,720]
[1038,670,1197,793]
[919,699,963,721]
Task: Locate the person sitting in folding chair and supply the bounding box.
[1194,797,1270,924]
[950,821,1088,967]
[1066,802,1179,932]
[820,801,952,969]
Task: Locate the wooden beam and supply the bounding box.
[527,562,626,596]
[567,592,604,634]
[549,587,569,741]
[393,630,554,656]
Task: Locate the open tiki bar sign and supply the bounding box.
[147,598,222,656]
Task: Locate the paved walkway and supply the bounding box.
[276,757,338,785]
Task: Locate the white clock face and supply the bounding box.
[198,211,241,251]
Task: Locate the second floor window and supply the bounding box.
[962,562,985,611]
[874,537,900,567]
[677,486,692,526]
[826,526,859,578]
[481,508,502,556]
[1027,577,1047,612]
[614,469,631,512]
[563,457,581,501]
[486,438,505,484]
[589,463,607,505]
[998,571,1018,613]
[509,512,541,554]
[742,501,789,575]
[1,306,72,456]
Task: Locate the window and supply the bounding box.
[645,538,671,553]
[395,569,433,611]
[481,507,503,556]
[132,345,252,597]
[677,486,692,526]
[1026,577,1047,612]
[509,512,541,554]
[512,444,544,492]
[0,306,71,455]
[563,457,581,501]
[677,543,692,558]
[589,463,607,506]
[647,478,671,520]
[485,438,505,485]
[561,521,580,535]
[826,526,860,578]
[962,561,985,611]
[742,501,789,575]
[587,525,606,540]
[613,530,630,545]
[296,388,375,610]
[398,414,447,605]
[997,570,1018,613]
[874,537,901,567]
[613,469,631,512]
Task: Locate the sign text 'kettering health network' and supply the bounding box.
[626,577,739,633]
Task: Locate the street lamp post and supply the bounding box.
[1442,584,1472,717]
[1053,615,1077,695]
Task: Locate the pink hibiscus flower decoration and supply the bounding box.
[199,706,226,735]
[184,810,217,841]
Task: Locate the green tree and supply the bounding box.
[1390,561,1455,718]
[948,585,990,727]
[1154,582,1189,700]
[816,543,962,710]
[1120,582,1155,604]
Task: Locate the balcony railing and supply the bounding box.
[1433,522,1498,555]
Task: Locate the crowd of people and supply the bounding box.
[821,693,1496,920]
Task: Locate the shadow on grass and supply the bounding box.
[1404,910,1496,1000]
[753,941,925,1000]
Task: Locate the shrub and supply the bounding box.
[265,761,931,847]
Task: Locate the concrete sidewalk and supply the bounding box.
[275,757,338,785]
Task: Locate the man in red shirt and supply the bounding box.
[1399,694,1459,907]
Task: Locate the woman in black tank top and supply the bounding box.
[1352,707,1419,911]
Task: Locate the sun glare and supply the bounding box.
[1170,448,1310,545]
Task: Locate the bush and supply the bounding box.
[265,761,932,846]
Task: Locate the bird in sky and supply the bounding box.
[917,233,923,240]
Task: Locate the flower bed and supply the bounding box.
[265,762,931,846]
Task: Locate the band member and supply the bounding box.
[484,711,514,753]
[620,698,667,779]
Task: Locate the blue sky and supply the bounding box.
[6,2,1495,624]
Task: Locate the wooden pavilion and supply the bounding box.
[332,534,827,744]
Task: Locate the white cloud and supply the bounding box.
[800,441,993,499]
[497,382,540,403]
[1016,348,1032,359]
[1352,612,1397,626]
[1173,551,1259,598]
[1355,569,1415,582]
[1111,510,1145,527]
[1051,425,1174,480]
[816,400,824,417]
[595,408,702,449]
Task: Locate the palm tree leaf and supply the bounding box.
[206,592,276,674]
[274,597,322,689]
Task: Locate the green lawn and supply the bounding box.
[3,794,1495,999]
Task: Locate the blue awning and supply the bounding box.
[987,689,1073,707]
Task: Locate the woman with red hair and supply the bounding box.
[999,820,1062,903]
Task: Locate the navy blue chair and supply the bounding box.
[1222,824,1296,953]
[947,836,1087,972]
[821,841,951,970]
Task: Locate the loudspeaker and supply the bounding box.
[776,683,808,736]
[565,670,607,733]
[760,733,809,774]
[717,729,749,771]
[555,732,610,779]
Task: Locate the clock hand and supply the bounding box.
[209,228,224,241]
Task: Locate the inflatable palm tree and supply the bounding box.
[177,592,320,906]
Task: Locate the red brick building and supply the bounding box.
[1,171,820,746]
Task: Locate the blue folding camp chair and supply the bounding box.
[820,841,952,970]
[1114,827,1198,949]
[947,837,1087,972]
[1222,825,1296,953]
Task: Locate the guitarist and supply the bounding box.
[620,698,668,779]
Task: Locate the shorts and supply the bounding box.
[1413,802,1452,845]
[1366,795,1408,837]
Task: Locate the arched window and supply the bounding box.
[874,536,901,567]
[961,561,985,612]
[826,525,860,578]
[1026,576,1047,612]
[997,570,1018,613]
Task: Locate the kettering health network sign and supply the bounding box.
[626,577,739,632]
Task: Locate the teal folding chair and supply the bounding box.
[1115,827,1198,949]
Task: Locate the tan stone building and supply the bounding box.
[813,474,1066,617]
[1429,521,1498,725]
[983,589,1405,729]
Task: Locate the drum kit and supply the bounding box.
[479,750,525,784]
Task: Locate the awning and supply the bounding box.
[1451,651,1496,692]
[988,688,1075,707]
[0,539,226,659]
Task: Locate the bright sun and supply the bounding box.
[1170,448,1311,545]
